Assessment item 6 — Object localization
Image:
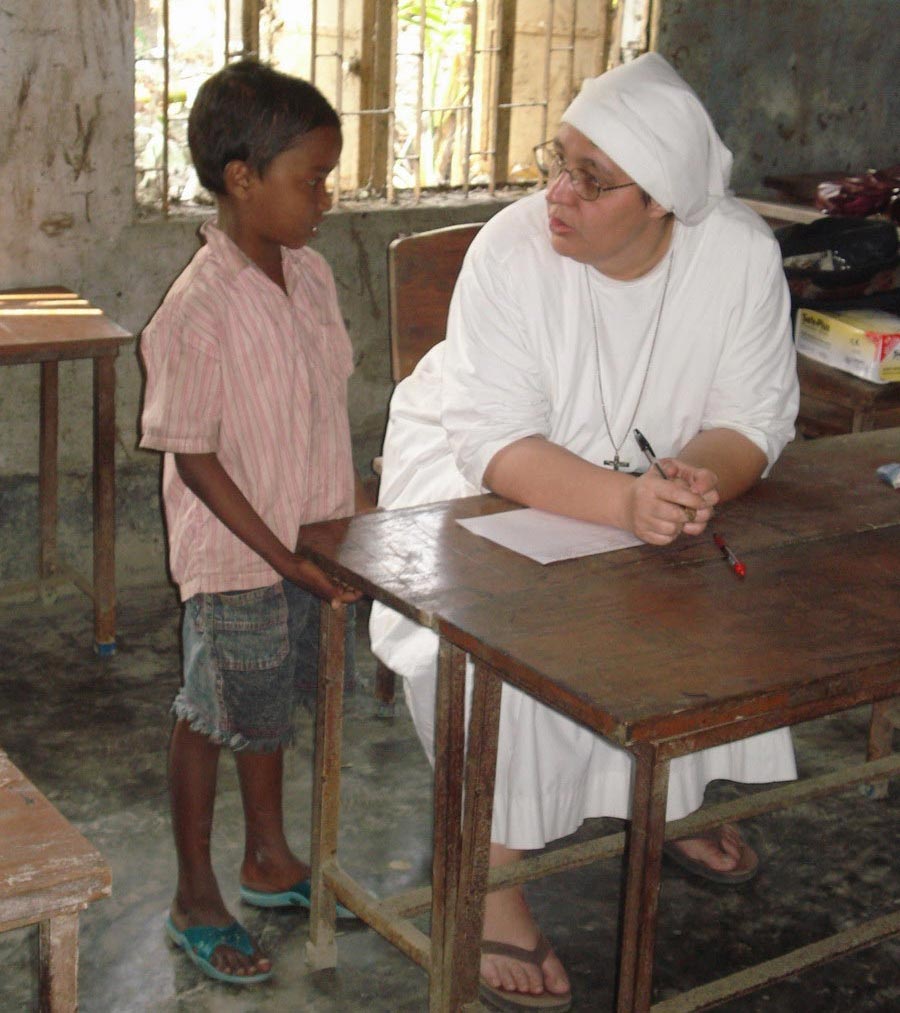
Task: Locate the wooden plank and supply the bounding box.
[0,287,131,364]
[0,751,111,929]
[39,911,79,1013]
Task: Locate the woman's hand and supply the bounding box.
[627,458,718,544]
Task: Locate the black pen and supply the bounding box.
[633,428,696,522]
[633,428,668,480]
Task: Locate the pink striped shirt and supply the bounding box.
[139,220,355,600]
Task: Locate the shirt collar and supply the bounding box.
[200,218,311,294]
[200,218,259,278]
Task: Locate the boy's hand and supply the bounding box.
[282,554,362,609]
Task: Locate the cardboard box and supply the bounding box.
[795,307,900,384]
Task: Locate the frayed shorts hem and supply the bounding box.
[172,698,294,753]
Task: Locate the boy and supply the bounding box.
[140,60,366,985]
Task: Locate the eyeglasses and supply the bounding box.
[533,141,636,202]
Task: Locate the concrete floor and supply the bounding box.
[0,584,898,1012]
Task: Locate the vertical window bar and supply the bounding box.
[386,0,398,202]
[310,0,318,83]
[333,0,345,203]
[414,1,426,200]
[358,0,390,192]
[224,0,230,61]
[487,0,504,194]
[162,0,170,216]
[607,0,625,68]
[461,1,478,197]
[540,0,555,146]
[565,1,577,99]
[242,0,260,58]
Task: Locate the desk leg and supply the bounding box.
[39,361,59,582]
[451,658,502,1012]
[307,602,346,970]
[616,743,668,1013]
[39,910,79,1012]
[429,639,468,1012]
[865,698,899,800]
[92,354,116,654]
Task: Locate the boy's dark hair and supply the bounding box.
[188,59,340,195]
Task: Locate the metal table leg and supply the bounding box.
[307,601,347,970]
[617,743,669,1013]
[38,361,59,584]
[450,658,503,1012]
[92,353,117,654]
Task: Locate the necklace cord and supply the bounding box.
[585,250,674,470]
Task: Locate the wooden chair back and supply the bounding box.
[387,222,483,382]
[374,222,483,714]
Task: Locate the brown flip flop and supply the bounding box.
[479,935,572,1012]
[664,823,760,884]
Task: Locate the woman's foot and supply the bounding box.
[481,845,570,1001]
[666,823,759,883]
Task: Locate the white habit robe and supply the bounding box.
[369,189,799,850]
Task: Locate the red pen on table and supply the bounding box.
[713,533,746,578]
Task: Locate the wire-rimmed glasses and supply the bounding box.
[533,141,637,202]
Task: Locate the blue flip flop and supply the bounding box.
[239,878,357,920]
[164,915,273,985]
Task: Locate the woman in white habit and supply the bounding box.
[370,53,799,1012]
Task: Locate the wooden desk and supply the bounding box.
[298,429,900,1012]
[0,748,111,1011]
[797,355,900,437]
[0,288,132,653]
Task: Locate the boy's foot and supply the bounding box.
[240,879,357,920]
[239,854,311,896]
[167,903,271,981]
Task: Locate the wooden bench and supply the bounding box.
[797,355,900,437]
[0,748,111,1011]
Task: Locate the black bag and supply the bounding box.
[775,217,900,317]
[776,217,898,288]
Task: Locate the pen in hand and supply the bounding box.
[633,428,697,522]
[713,532,746,578]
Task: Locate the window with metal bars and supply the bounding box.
[134,1,621,213]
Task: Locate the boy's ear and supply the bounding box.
[223,159,254,200]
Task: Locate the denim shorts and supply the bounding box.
[174,580,355,752]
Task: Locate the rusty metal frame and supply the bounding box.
[307,604,899,1011]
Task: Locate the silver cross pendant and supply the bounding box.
[604,453,629,471]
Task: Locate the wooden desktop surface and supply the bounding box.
[299,429,900,746]
[0,287,131,364]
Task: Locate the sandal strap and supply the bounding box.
[181,920,254,961]
[481,934,551,968]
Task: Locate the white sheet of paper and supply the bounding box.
[456,508,643,564]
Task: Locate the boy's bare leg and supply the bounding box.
[168,719,271,977]
[480,843,570,998]
[236,745,311,890]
